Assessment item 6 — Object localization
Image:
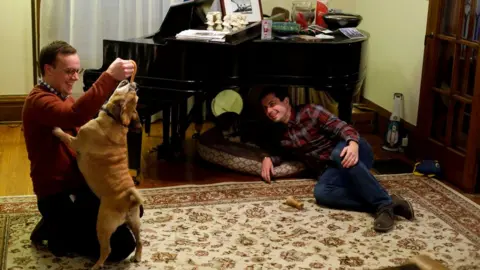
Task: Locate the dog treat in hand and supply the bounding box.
[285,196,304,210]
[130,60,137,83]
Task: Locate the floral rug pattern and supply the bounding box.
[1,174,480,269]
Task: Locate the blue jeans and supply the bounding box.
[313,138,392,213]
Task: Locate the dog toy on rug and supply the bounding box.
[377,254,450,269]
[284,196,304,210]
[413,160,441,178]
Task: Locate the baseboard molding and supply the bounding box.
[360,98,420,160]
[0,95,26,123]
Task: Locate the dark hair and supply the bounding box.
[38,40,77,76]
[258,86,290,103]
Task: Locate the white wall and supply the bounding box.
[0,0,34,95]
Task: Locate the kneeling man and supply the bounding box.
[23,40,141,260]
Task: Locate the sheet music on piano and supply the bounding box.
[175,29,226,42]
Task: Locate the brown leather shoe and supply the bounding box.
[391,194,415,221]
[374,204,395,232]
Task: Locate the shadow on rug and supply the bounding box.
[1,174,479,269]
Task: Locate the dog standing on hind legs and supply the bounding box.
[52,73,143,269]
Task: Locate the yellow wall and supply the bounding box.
[262,0,428,125]
[0,0,34,95]
[356,0,428,125]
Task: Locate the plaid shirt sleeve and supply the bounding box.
[308,104,360,143]
[269,146,292,166]
[270,155,283,167]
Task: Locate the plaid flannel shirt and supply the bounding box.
[269,104,359,170]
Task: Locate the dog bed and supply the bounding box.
[197,127,306,177]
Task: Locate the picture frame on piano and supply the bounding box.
[220,0,263,22]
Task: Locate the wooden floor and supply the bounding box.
[1,121,479,205]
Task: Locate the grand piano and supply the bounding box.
[83,0,369,178]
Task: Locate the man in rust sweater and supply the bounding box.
[22,40,137,261]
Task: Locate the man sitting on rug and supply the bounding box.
[258,87,415,232]
[22,40,142,260]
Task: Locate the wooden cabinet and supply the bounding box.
[418,0,480,193]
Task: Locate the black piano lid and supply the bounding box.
[151,0,209,44]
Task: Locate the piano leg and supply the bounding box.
[170,103,185,160]
[179,100,187,142]
[171,104,179,145]
[127,128,142,186]
[154,93,204,161]
[155,99,192,161]
[156,106,174,160]
[336,94,354,124]
[192,95,204,139]
[144,115,151,135]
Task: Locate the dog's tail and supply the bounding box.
[127,188,143,208]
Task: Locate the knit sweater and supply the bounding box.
[22,72,119,198]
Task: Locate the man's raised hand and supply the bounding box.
[106,58,135,81]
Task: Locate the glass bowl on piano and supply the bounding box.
[291,1,316,28]
[322,13,362,30]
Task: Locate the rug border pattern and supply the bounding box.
[1,174,480,270]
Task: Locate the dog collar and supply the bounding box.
[100,107,128,127]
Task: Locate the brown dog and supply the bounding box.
[52,79,143,269]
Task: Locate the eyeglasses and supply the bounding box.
[63,68,84,76]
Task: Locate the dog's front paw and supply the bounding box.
[132,250,142,263]
[91,263,103,270]
[52,127,63,136]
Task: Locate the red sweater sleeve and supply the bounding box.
[31,72,118,128]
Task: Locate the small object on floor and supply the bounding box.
[383,93,404,152]
[413,160,441,178]
[409,254,449,270]
[377,254,450,269]
[372,159,413,174]
[284,196,304,210]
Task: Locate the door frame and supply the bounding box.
[417,0,479,193]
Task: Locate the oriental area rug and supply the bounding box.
[1,174,480,270]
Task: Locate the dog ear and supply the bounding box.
[129,110,143,131]
[120,105,131,127]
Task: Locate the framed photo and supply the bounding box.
[220,0,263,22]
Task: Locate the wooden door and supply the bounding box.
[417,0,480,193]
